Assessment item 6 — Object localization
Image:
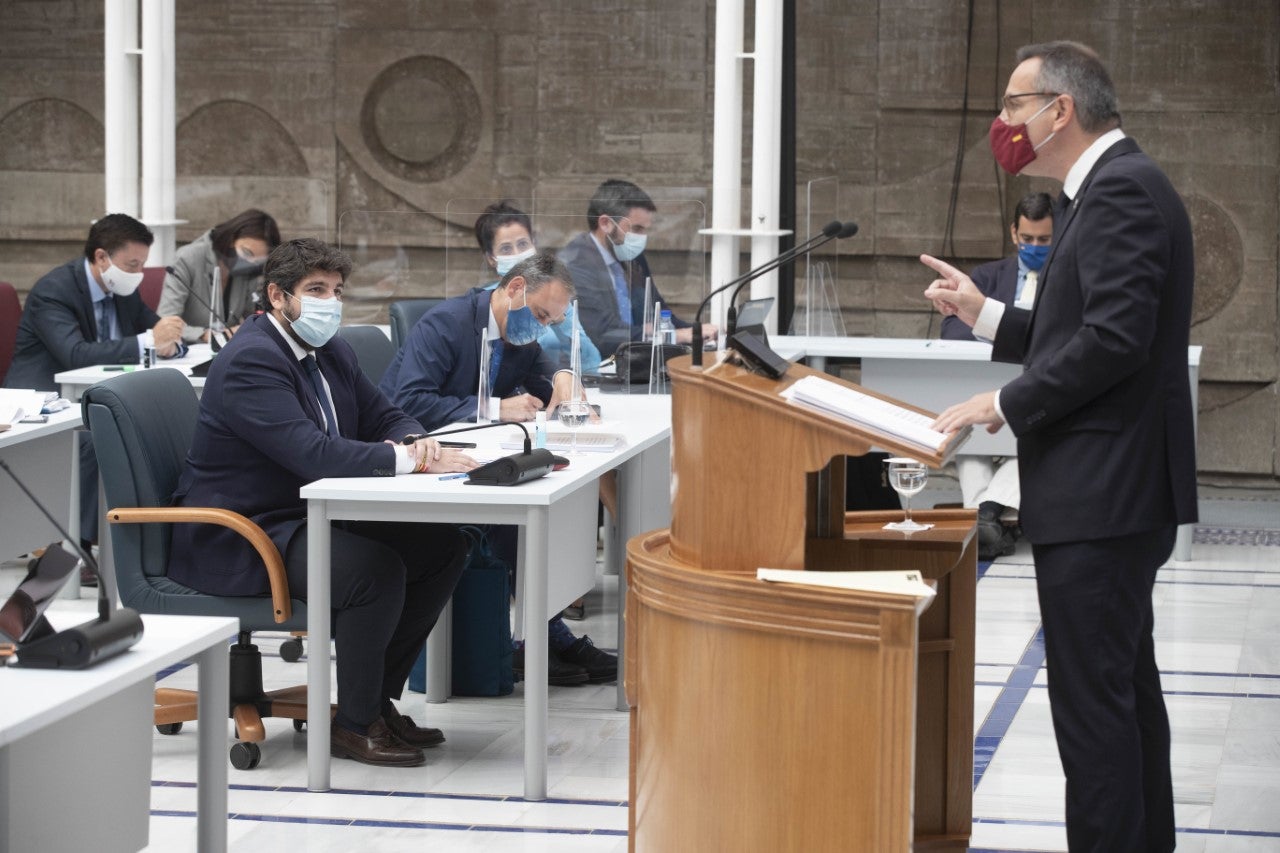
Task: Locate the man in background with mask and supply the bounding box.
[922,41,1195,852]
[5,213,187,565]
[940,191,1053,560]
[559,179,716,357]
[381,253,617,686]
[170,237,476,767]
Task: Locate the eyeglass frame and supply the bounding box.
[1001,91,1061,115]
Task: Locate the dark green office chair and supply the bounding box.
[336,324,396,386]
[389,298,444,351]
[84,368,314,770]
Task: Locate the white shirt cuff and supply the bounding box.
[993,389,1007,424]
[393,443,415,474]
[972,298,1005,344]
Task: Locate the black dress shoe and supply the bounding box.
[382,711,445,748]
[558,635,617,684]
[330,718,425,767]
[513,647,589,686]
[977,519,1016,561]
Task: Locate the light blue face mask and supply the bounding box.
[494,247,536,277]
[286,291,342,347]
[1018,242,1051,271]
[503,289,543,345]
[612,229,647,262]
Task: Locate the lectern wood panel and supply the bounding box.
[627,531,918,853]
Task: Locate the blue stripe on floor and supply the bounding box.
[972,625,1046,789]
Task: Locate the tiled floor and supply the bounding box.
[8,484,1279,852]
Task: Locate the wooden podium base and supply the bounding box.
[627,530,920,852]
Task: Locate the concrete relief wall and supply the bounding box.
[0,0,1275,484]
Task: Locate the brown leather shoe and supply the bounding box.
[330,718,425,767]
[382,711,445,748]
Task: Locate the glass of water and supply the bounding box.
[883,457,932,532]
[557,400,591,454]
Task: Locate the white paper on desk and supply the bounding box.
[782,374,949,453]
[0,389,46,426]
[756,568,937,616]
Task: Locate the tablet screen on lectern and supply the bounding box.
[0,543,79,645]
[735,297,775,329]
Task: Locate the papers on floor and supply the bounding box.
[0,389,48,428]
[781,374,949,453]
[757,568,937,616]
[499,431,626,453]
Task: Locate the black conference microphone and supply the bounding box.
[689,220,856,366]
[400,420,559,486]
[0,459,144,669]
[725,220,859,337]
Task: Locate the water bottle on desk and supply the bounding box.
[657,309,676,345]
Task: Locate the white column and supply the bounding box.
[141,0,177,265]
[707,0,745,328]
[748,0,784,334]
[103,0,139,217]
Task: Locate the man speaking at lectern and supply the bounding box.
[921,42,1196,852]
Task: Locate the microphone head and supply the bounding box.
[837,221,860,238]
[820,219,842,237]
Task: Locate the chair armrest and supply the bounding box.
[108,506,293,623]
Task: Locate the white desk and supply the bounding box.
[0,408,84,599]
[774,335,1203,560]
[0,612,237,853]
[302,392,672,799]
[55,343,213,402]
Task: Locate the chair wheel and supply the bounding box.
[293,719,306,732]
[229,741,261,770]
[156,722,183,735]
[279,638,304,662]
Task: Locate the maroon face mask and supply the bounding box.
[989,98,1057,175]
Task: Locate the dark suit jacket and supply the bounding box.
[168,313,422,596]
[4,259,159,390]
[378,287,557,432]
[991,137,1198,544]
[557,231,689,357]
[942,256,1017,341]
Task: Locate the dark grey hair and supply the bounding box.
[1016,41,1121,133]
[498,251,575,298]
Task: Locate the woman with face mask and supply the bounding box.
[474,201,602,376]
[158,208,282,346]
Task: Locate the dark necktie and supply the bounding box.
[302,354,338,435]
[609,261,632,325]
[488,339,503,390]
[95,296,115,341]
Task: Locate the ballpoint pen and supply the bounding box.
[437,473,470,481]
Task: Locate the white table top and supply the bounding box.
[301,391,671,506]
[0,612,237,747]
[54,343,213,395]
[775,334,1203,367]
[0,407,83,449]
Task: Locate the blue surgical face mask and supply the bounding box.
[503,288,543,345]
[611,226,647,262]
[1018,242,1050,271]
[285,291,343,347]
[494,247,536,277]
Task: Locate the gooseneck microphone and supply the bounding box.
[690,219,858,366]
[164,265,239,352]
[400,420,558,486]
[0,458,144,668]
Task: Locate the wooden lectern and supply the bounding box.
[626,354,977,852]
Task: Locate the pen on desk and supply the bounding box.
[437,472,470,481]
[103,365,134,372]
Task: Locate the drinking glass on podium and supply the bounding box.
[883,457,933,531]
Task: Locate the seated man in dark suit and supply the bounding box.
[169,238,476,767]
[4,213,187,565]
[380,253,617,686]
[941,191,1053,560]
[558,179,717,357]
